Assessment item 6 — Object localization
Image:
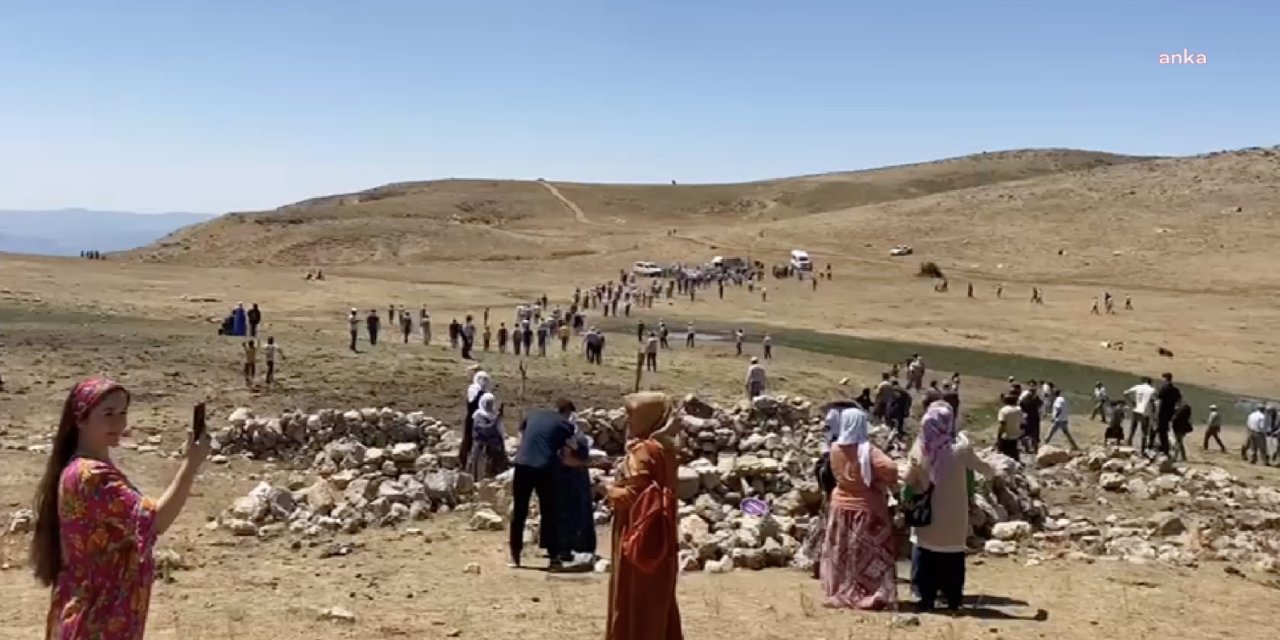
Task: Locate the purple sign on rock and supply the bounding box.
[741,498,770,517]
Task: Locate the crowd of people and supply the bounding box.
[35,260,1271,639]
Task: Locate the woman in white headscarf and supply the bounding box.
[461,371,492,463]
[467,391,508,480]
[797,400,851,577]
[820,404,900,610]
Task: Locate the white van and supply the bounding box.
[789,249,812,271]
[632,261,663,277]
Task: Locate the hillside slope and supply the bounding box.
[699,146,1280,290]
[129,149,1146,266]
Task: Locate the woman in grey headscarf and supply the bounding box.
[467,392,509,480]
[461,371,492,464]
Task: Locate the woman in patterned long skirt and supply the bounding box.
[821,404,900,610]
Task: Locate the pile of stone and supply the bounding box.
[209,395,1053,574]
[979,444,1280,574]
[209,396,1279,574]
[212,407,463,463]
[216,436,488,538]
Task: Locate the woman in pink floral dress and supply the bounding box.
[30,376,210,640]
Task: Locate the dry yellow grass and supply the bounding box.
[2,146,1279,639]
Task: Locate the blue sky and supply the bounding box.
[0,1,1274,213]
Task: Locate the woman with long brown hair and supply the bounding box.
[605,391,683,640]
[31,376,210,639]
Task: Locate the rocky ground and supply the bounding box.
[14,394,1276,580]
[2,252,1279,639]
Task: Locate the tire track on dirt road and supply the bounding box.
[538,180,594,224]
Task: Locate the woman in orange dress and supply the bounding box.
[605,392,684,640]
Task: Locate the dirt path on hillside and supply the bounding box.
[539,180,593,224]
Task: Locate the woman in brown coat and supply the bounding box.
[605,392,683,640]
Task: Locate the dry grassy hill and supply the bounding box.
[129,149,1147,266]
[708,146,1280,291]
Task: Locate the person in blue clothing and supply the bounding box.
[508,399,588,569]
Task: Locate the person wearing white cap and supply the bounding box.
[745,357,767,398]
[347,308,360,351]
[1202,404,1225,452]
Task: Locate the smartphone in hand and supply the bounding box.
[193,402,207,441]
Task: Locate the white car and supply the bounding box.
[889,245,914,257]
[632,261,664,277]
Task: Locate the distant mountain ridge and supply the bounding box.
[0,209,217,256]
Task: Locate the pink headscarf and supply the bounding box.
[920,400,956,484]
[72,376,129,419]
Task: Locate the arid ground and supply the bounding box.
[2,147,1278,639]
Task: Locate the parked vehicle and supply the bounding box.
[889,245,914,257]
[789,249,812,271]
[632,261,664,277]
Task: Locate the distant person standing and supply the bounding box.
[521,321,534,355]
[400,309,413,344]
[1154,373,1182,455]
[1244,405,1269,464]
[347,308,359,351]
[745,357,767,398]
[366,310,381,346]
[685,322,695,348]
[734,329,744,356]
[1125,377,1156,453]
[559,322,571,351]
[247,303,262,338]
[242,340,257,387]
[762,334,773,360]
[420,308,432,345]
[995,394,1023,459]
[498,323,510,353]
[644,332,659,371]
[264,336,282,386]
[461,316,476,360]
[1170,403,1192,462]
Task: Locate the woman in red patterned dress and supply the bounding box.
[821,404,900,610]
[30,376,210,639]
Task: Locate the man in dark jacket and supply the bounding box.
[509,399,587,569]
[366,310,380,346]
[1153,373,1182,456]
[247,303,262,337]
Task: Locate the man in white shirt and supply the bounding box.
[1044,390,1080,450]
[1125,377,1156,452]
[1090,382,1109,422]
[263,336,282,385]
[1245,405,1270,465]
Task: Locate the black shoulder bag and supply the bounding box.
[903,483,935,528]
